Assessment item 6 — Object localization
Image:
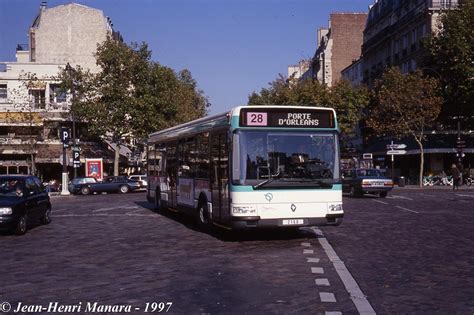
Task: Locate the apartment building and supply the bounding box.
[362,0,458,86]
[0,2,121,179]
[307,13,368,87]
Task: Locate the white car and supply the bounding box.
[128,175,147,189]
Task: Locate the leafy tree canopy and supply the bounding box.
[57,37,208,175]
[422,0,474,127]
[366,67,443,186]
[59,38,208,141]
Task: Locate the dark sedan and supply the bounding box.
[68,177,99,195]
[0,175,52,235]
[342,168,394,198]
[72,176,141,195]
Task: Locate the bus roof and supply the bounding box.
[148,105,338,143]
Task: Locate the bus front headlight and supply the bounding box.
[328,203,343,212]
[232,205,257,216]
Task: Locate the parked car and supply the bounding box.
[68,177,99,195]
[0,175,52,235]
[72,176,141,195]
[128,175,147,189]
[342,168,393,198]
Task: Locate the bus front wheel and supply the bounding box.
[197,202,211,229]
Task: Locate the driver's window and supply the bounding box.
[25,178,38,195]
[33,178,45,192]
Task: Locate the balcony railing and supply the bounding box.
[429,0,458,9]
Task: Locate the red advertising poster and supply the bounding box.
[85,158,103,181]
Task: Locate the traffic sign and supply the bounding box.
[73,151,81,168]
[387,150,407,155]
[386,143,407,150]
[61,127,70,148]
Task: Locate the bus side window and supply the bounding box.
[166,141,178,182]
[196,133,210,179]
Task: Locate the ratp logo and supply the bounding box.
[264,193,273,202]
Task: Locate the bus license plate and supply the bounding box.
[282,219,304,225]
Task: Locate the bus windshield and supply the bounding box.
[233,130,339,187]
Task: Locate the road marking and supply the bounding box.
[52,209,68,212]
[373,200,389,205]
[396,205,419,213]
[311,267,324,274]
[325,312,342,315]
[315,278,330,286]
[312,227,376,315]
[387,195,413,201]
[301,242,312,247]
[53,213,159,218]
[303,249,314,254]
[125,208,147,215]
[320,292,337,302]
[306,257,320,263]
[92,207,118,212]
[456,194,474,198]
[93,206,139,212]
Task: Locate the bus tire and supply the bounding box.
[349,186,361,198]
[197,201,211,230]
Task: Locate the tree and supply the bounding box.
[366,68,443,187]
[422,0,474,128]
[327,80,369,144]
[57,37,208,176]
[248,75,368,147]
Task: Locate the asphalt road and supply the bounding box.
[0,188,473,314]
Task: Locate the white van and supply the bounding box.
[128,175,147,188]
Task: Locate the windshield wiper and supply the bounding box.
[281,178,335,185]
[253,169,281,189]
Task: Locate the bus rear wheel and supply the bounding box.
[197,202,211,230]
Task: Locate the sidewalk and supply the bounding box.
[394,185,473,191]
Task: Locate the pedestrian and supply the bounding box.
[451,163,460,190]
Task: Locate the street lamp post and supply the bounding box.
[65,63,77,179]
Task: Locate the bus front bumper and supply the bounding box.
[227,213,343,229]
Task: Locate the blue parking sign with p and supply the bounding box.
[61,127,70,147]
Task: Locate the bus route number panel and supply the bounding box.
[240,108,334,128]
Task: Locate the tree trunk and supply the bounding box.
[415,137,424,188]
[114,144,120,176]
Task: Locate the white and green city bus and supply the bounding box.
[146,106,343,229]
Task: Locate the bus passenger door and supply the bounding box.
[211,133,229,223]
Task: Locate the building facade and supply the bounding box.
[306,13,368,87]
[0,2,120,179]
[361,0,458,86]
[338,0,474,184]
[287,59,311,84]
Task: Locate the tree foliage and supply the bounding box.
[422,0,474,127]
[248,75,369,144]
[366,67,443,186]
[57,37,208,175]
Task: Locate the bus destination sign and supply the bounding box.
[240,108,334,128]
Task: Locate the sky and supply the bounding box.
[0,0,373,115]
